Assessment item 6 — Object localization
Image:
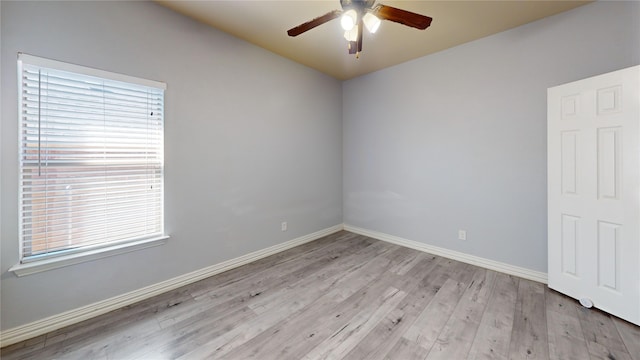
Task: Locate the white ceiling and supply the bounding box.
[156,0,591,80]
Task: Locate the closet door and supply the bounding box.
[548,65,639,325]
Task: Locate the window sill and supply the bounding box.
[9,236,169,277]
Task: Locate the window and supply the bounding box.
[17,54,166,267]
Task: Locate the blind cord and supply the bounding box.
[38,69,41,176]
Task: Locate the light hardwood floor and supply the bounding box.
[2,231,639,359]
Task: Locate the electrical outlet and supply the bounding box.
[281,222,288,232]
[458,230,467,241]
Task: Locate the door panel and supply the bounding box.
[561,131,579,195]
[597,126,621,200]
[561,214,579,277]
[597,220,620,292]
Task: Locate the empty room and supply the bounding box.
[1,0,639,359]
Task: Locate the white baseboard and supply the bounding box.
[344,224,548,284]
[0,224,343,348]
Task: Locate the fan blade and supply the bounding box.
[372,4,432,30]
[287,10,342,37]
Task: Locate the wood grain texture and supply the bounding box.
[425,269,497,359]
[613,316,640,360]
[508,279,550,359]
[466,272,518,360]
[574,300,633,360]
[545,287,590,360]
[2,231,638,360]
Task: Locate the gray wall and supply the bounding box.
[343,1,640,273]
[0,1,343,330]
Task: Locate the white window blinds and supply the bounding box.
[18,54,166,263]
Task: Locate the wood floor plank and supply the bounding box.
[389,250,428,275]
[574,303,633,360]
[0,335,46,360]
[466,272,519,360]
[131,305,257,359]
[6,312,161,360]
[2,231,637,360]
[613,317,640,360]
[425,268,498,359]
[301,287,407,360]
[344,256,454,360]
[545,288,590,360]
[384,337,430,360]
[46,316,161,360]
[507,279,550,360]
[387,276,468,359]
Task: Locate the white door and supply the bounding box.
[548,65,640,325]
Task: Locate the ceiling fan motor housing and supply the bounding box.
[341,0,376,12]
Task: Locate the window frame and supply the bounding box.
[11,53,168,276]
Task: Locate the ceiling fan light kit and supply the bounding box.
[341,9,358,30]
[344,27,358,42]
[287,0,432,57]
[363,12,381,33]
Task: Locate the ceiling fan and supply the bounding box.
[287,0,433,57]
